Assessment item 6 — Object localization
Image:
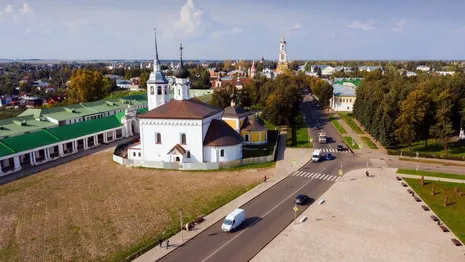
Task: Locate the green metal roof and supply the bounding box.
[0,115,58,138]
[1,130,60,155]
[0,114,123,158]
[46,114,123,141]
[137,108,148,114]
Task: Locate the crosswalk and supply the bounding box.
[291,171,340,181]
[314,148,350,153]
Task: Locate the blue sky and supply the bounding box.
[1,0,465,60]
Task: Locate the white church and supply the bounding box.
[126,35,244,168]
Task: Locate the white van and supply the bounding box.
[312,149,321,162]
[222,208,245,232]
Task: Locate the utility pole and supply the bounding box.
[179,209,183,242]
[416,152,419,171]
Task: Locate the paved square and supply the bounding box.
[252,167,465,262]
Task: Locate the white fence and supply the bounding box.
[113,133,280,171]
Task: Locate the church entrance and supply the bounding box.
[175,157,180,162]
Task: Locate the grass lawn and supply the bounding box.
[396,169,465,180]
[344,136,360,149]
[398,157,465,167]
[337,112,364,134]
[194,94,212,104]
[289,127,310,148]
[393,139,465,157]
[242,130,279,158]
[404,178,465,243]
[0,151,275,262]
[361,136,378,149]
[329,116,347,134]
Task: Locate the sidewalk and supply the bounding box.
[134,134,311,262]
[333,115,365,149]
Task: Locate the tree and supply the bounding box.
[304,62,312,72]
[223,60,233,71]
[431,90,455,156]
[139,72,149,89]
[394,89,428,151]
[210,83,236,109]
[319,82,334,107]
[190,69,211,89]
[68,69,105,103]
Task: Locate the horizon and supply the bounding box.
[1,0,465,60]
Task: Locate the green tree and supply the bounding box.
[190,69,211,89]
[139,72,149,89]
[431,90,455,156]
[211,83,236,109]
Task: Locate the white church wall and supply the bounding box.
[139,118,204,163]
[204,144,242,163]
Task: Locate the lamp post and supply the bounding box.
[179,209,183,242]
[416,152,419,171]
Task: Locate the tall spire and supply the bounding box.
[179,43,184,66]
[153,28,161,72]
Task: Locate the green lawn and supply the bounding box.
[404,178,465,244]
[397,169,465,180]
[105,90,145,99]
[329,116,347,134]
[337,112,364,134]
[344,136,359,149]
[195,94,212,104]
[361,136,378,149]
[394,139,465,157]
[290,127,310,148]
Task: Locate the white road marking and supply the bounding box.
[201,164,331,262]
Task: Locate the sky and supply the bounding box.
[1,0,465,60]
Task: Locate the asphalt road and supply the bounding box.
[159,96,367,262]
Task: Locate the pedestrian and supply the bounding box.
[166,239,169,249]
[365,171,369,177]
[159,239,163,248]
[264,175,267,182]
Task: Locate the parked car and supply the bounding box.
[295,194,310,205]
[325,153,333,160]
[337,145,344,151]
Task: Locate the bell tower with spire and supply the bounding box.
[250,60,256,78]
[173,43,190,100]
[276,35,289,74]
[147,28,170,111]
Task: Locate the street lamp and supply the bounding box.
[416,152,419,171]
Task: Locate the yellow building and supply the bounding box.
[222,101,268,145]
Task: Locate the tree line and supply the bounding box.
[353,71,465,155]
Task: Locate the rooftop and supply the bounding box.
[0,115,58,138]
[139,98,222,120]
[203,119,243,146]
[333,84,356,97]
[223,105,251,118]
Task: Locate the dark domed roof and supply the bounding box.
[173,64,190,79]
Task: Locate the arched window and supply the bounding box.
[165,87,168,95]
[157,86,162,95]
[156,133,161,144]
[150,86,154,95]
[220,149,224,157]
[181,133,187,144]
[178,89,181,96]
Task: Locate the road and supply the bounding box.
[159,96,367,262]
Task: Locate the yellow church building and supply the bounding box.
[222,100,268,145]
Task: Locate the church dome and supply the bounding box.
[173,64,190,79]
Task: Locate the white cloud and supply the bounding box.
[348,20,376,31]
[18,3,35,16]
[210,26,243,38]
[391,19,406,32]
[291,23,303,30]
[64,19,92,33]
[175,0,205,36]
